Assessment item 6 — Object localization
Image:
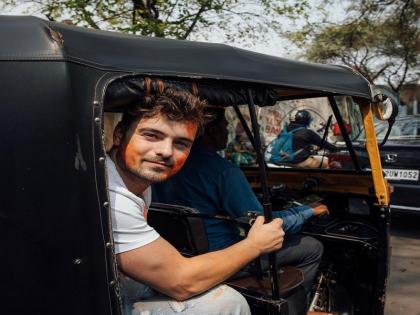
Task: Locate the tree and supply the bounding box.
[289,0,420,91]
[2,0,309,44]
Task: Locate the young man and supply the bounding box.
[153,109,328,303]
[107,89,285,315]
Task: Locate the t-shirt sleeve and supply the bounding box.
[109,188,160,254]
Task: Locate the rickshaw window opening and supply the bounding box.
[232,104,257,151]
[328,95,361,171]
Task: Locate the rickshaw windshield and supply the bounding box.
[223,96,372,171]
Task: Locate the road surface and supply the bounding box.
[385,213,420,315]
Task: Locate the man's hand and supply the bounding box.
[311,202,329,216]
[246,216,284,255]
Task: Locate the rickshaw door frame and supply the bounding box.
[359,101,391,206]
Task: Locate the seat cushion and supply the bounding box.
[226,266,304,298]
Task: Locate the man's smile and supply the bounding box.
[145,160,173,168]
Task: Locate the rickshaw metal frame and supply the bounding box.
[246,88,280,299]
[359,101,391,206]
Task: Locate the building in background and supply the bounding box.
[400,79,420,116]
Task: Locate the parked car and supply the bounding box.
[330,115,420,214]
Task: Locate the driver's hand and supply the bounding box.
[310,202,329,216]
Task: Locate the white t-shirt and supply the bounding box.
[107,155,160,254]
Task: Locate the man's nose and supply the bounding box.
[155,139,173,158]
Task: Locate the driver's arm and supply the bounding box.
[117,216,283,301]
[219,167,329,233]
[308,129,338,151]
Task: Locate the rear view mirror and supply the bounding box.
[374,96,395,120]
[372,86,399,121]
[371,86,400,145]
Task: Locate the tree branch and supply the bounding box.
[164,0,180,23]
[371,63,391,81]
[181,1,212,39]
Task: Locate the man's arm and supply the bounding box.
[273,202,329,234]
[273,205,312,234]
[117,216,284,301]
[218,167,329,234]
[307,130,338,151]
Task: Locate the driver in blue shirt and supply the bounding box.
[153,108,328,299]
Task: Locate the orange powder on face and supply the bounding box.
[168,121,198,176]
[120,141,137,168]
[116,143,128,167]
[170,150,190,175]
[185,122,198,139]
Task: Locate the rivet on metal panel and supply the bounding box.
[99,157,105,163]
[73,258,83,265]
[103,201,109,207]
[94,117,101,123]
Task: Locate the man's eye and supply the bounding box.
[143,133,159,140]
[174,142,191,150]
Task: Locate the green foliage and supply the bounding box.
[1,0,309,44]
[289,0,420,91]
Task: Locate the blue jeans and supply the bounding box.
[120,275,250,315]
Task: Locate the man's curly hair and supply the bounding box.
[117,89,212,135]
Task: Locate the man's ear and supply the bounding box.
[113,125,124,146]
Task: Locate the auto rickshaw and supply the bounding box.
[0,15,395,315]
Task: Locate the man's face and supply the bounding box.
[114,114,198,184]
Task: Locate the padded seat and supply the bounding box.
[227,266,304,298]
[226,266,306,315]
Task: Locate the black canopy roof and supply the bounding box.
[0,15,372,99]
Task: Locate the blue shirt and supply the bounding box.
[152,144,313,251]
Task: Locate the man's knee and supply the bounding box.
[310,237,324,259]
[130,285,250,315]
[211,285,251,315]
[300,236,323,262]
